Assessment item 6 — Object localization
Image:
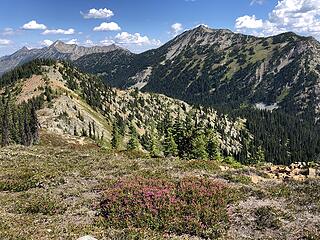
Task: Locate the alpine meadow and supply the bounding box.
[0,0,320,239]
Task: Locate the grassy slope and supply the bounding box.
[0,131,319,240]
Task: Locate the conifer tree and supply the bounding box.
[163,128,178,157]
[111,122,121,150]
[127,124,139,151]
[207,130,222,161]
[30,103,39,144]
[1,102,9,147]
[23,107,32,146]
[190,133,208,160]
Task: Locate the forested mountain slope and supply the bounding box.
[75,25,320,123]
[0,60,256,162]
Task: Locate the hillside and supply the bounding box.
[75,25,320,122]
[0,60,252,161]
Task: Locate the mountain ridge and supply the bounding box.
[0,41,128,76]
[74,26,320,122]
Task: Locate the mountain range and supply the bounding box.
[0,40,123,76]
[74,25,320,122]
[2,25,320,123]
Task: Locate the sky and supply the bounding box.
[0,0,320,56]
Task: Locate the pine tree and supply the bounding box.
[190,133,208,160]
[127,135,139,151]
[163,128,178,157]
[111,122,121,150]
[30,103,39,144]
[127,124,139,151]
[23,107,32,146]
[88,122,92,139]
[207,130,222,161]
[1,102,9,147]
[74,126,78,136]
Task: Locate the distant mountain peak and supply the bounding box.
[51,40,66,47]
[0,40,130,75]
[16,46,30,53]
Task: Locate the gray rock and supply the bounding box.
[77,235,98,240]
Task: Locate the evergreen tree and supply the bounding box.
[23,107,32,146]
[127,124,139,151]
[207,130,222,161]
[163,128,178,157]
[190,133,209,160]
[30,103,39,144]
[111,122,121,150]
[1,102,9,147]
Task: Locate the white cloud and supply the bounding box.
[235,0,320,38]
[0,39,12,45]
[22,20,47,30]
[115,32,161,46]
[93,22,121,31]
[99,32,161,50]
[250,0,265,5]
[81,8,114,19]
[171,23,183,35]
[84,39,95,46]
[1,28,15,36]
[235,15,264,29]
[100,38,115,46]
[41,39,54,46]
[66,39,79,45]
[42,28,75,35]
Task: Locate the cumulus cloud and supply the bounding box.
[235,15,264,29]
[115,32,161,46]
[99,32,161,50]
[93,22,121,31]
[171,23,183,35]
[84,39,94,46]
[235,0,320,38]
[41,39,54,46]
[81,8,114,19]
[22,20,47,30]
[100,38,116,46]
[42,28,75,35]
[66,39,79,45]
[0,39,12,45]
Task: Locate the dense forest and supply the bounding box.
[229,107,320,165]
[0,95,41,147]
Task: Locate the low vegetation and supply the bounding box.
[0,131,319,239]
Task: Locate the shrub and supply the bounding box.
[100,176,230,238]
[15,193,66,215]
[255,206,282,230]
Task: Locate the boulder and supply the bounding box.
[308,168,317,178]
[77,236,98,240]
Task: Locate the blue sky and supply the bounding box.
[0,0,319,56]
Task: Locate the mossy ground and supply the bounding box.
[0,131,319,239]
